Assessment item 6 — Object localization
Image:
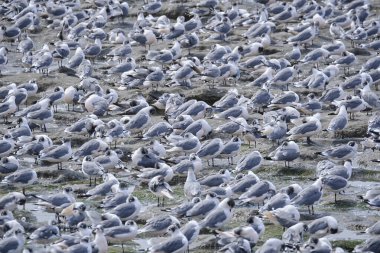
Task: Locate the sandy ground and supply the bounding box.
[1,0,380,252]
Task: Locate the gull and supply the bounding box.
[218,137,242,165]
[149,175,173,207]
[260,191,291,212]
[72,138,108,161]
[137,162,173,182]
[238,180,276,207]
[163,18,185,41]
[86,173,119,199]
[142,0,162,14]
[285,43,301,62]
[138,215,180,235]
[282,222,308,244]
[39,138,72,170]
[267,141,300,168]
[308,215,338,236]
[257,238,286,253]
[340,72,372,91]
[143,121,172,140]
[0,229,25,253]
[361,40,380,51]
[172,154,202,174]
[16,98,50,118]
[107,40,132,62]
[171,115,193,133]
[84,94,110,116]
[32,50,53,75]
[214,105,249,120]
[353,237,380,253]
[295,93,326,115]
[0,192,26,211]
[361,55,380,73]
[248,67,274,87]
[287,113,322,144]
[204,44,229,62]
[63,86,83,111]
[92,225,108,253]
[218,238,251,253]
[0,134,15,159]
[30,222,60,244]
[322,64,340,79]
[104,220,138,252]
[184,167,201,200]
[110,195,141,221]
[186,192,219,218]
[329,22,345,39]
[0,156,19,174]
[17,79,38,97]
[270,91,299,108]
[359,81,380,110]
[181,119,212,139]
[2,168,37,194]
[131,147,160,168]
[263,204,300,228]
[33,187,75,212]
[124,106,155,135]
[199,169,231,187]
[100,184,134,209]
[65,236,92,253]
[322,40,346,56]
[270,6,297,22]
[180,101,211,120]
[215,117,248,137]
[95,149,124,170]
[317,160,353,180]
[291,178,323,215]
[295,69,329,91]
[217,219,259,247]
[84,38,102,62]
[287,22,319,47]
[300,237,332,253]
[234,151,263,172]
[64,115,99,136]
[366,221,380,235]
[52,42,70,68]
[0,47,8,75]
[196,138,224,166]
[333,51,357,74]
[17,34,34,54]
[279,184,302,200]
[26,106,54,132]
[0,95,17,123]
[143,67,164,89]
[108,57,136,74]
[67,47,84,69]
[5,88,28,111]
[333,95,370,120]
[300,48,330,69]
[167,197,201,218]
[262,115,287,144]
[199,198,235,229]
[231,172,260,194]
[181,220,200,250]
[319,86,346,104]
[148,224,188,253]
[327,105,348,137]
[8,117,31,140]
[317,141,358,161]
[45,86,64,111]
[82,155,105,186]
[322,175,348,202]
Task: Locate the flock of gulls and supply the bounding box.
[1,0,380,252]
